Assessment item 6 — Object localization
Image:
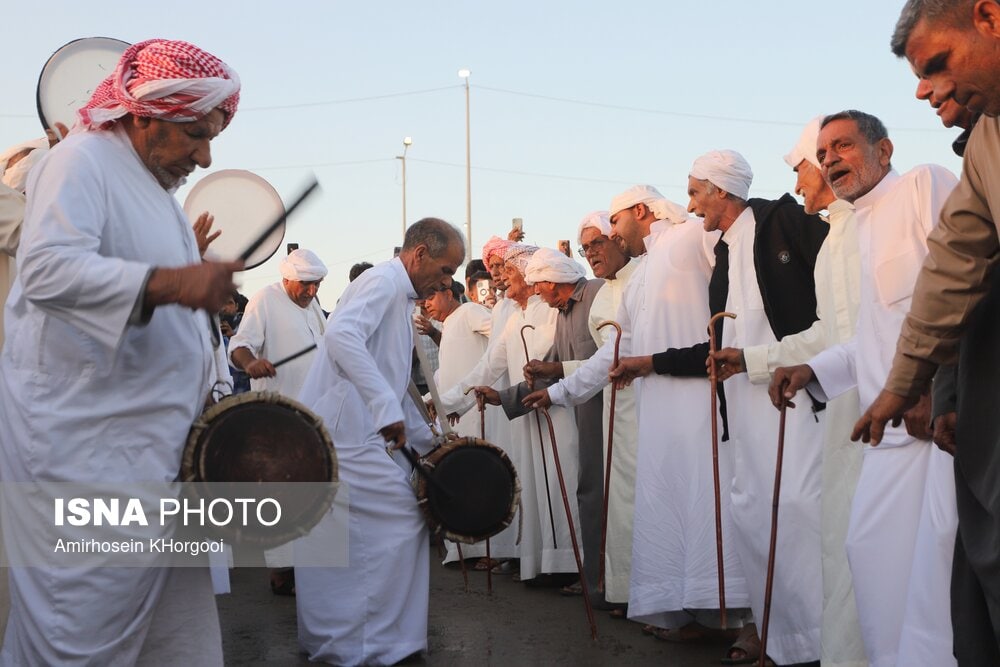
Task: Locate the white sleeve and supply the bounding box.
[744,318,827,386]
[438,320,510,415]
[228,292,266,362]
[807,337,858,402]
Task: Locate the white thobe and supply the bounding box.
[741,199,866,666]
[807,167,959,667]
[549,219,750,626]
[439,296,582,579]
[559,258,639,603]
[295,257,434,666]
[0,126,221,665]
[229,282,326,398]
[722,207,825,664]
[0,182,24,350]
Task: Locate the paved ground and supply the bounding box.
[218,548,734,666]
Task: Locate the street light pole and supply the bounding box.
[397,136,412,237]
[459,68,472,256]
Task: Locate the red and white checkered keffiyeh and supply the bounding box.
[482,235,513,264]
[76,39,240,132]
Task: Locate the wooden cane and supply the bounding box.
[595,320,622,594]
[520,324,558,549]
[759,398,787,667]
[539,406,598,640]
[708,311,736,629]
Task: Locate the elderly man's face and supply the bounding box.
[129,108,225,190]
[284,279,322,308]
[409,241,465,299]
[533,280,565,308]
[502,262,531,301]
[687,177,727,232]
[905,13,1000,117]
[487,255,508,290]
[793,160,835,215]
[580,227,628,278]
[816,119,891,204]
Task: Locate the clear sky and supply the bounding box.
[0,1,962,305]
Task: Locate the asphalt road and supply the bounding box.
[218,547,732,666]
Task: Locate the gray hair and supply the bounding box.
[703,180,747,205]
[402,217,465,258]
[821,110,890,145]
[891,0,977,56]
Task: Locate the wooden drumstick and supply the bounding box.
[708,310,736,629]
[238,178,320,262]
[539,406,597,640]
[595,320,622,594]
[759,397,787,667]
[520,324,558,549]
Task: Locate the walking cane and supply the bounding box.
[465,385,493,594]
[708,311,736,629]
[595,320,622,594]
[538,406,598,640]
[521,324,558,549]
[758,398,787,667]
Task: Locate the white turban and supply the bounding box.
[524,247,587,285]
[0,138,48,193]
[609,184,689,223]
[783,116,823,170]
[280,249,328,281]
[577,211,611,244]
[689,150,753,200]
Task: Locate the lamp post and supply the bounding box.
[458,68,472,255]
[397,136,412,237]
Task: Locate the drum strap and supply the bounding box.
[412,323,453,438]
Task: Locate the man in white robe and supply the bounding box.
[0,39,241,665]
[529,187,751,647]
[773,111,959,667]
[711,119,866,667]
[440,244,582,582]
[230,248,328,398]
[295,217,465,666]
[614,156,828,662]
[569,211,637,610]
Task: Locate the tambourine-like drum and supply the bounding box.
[183,169,286,270]
[36,37,130,131]
[183,391,337,547]
[413,437,520,545]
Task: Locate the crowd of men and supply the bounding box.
[2,1,1000,665]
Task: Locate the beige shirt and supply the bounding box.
[888,117,1000,399]
[0,182,26,349]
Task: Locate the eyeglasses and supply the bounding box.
[577,237,608,257]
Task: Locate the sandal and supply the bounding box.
[609,606,628,619]
[721,624,768,665]
[474,558,502,571]
[652,622,738,644]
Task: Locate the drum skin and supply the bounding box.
[415,437,520,545]
[183,391,337,547]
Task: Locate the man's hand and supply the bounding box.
[523,359,562,385]
[415,314,441,345]
[522,388,552,410]
[45,122,70,147]
[608,355,653,389]
[146,260,243,312]
[902,392,933,442]
[243,358,277,379]
[709,347,745,381]
[380,421,407,450]
[933,412,957,456]
[473,386,501,406]
[852,389,918,446]
[192,212,220,258]
[768,364,815,409]
[507,228,525,242]
[219,319,234,338]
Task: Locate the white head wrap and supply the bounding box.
[0,138,48,193]
[609,184,689,223]
[577,211,611,244]
[689,150,753,200]
[783,116,823,169]
[524,247,587,285]
[280,249,328,281]
[502,243,539,275]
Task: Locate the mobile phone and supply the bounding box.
[476,279,492,302]
[512,218,523,232]
[557,240,572,257]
